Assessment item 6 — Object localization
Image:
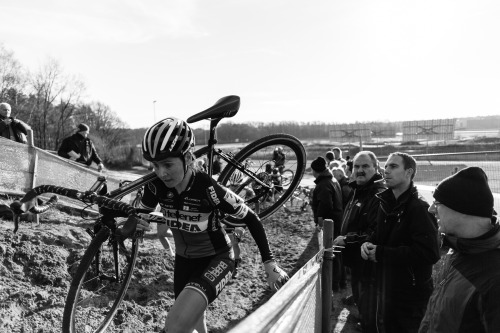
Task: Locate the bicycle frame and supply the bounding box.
[99,117,271,205]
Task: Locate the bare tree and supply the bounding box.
[28,58,85,149]
[0,44,26,104]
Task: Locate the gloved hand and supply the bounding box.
[263,260,289,291]
[97,163,105,172]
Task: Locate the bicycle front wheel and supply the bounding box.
[219,134,306,221]
[62,223,139,333]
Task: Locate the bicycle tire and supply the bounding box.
[219,134,306,221]
[62,225,139,333]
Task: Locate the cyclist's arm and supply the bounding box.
[208,181,274,263]
[138,182,160,212]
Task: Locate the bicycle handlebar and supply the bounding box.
[10,185,139,235]
[10,194,60,233]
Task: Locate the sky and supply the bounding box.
[1,0,500,129]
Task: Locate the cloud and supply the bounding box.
[0,0,206,44]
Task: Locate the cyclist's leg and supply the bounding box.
[165,253,235,332]
[163,289,207,333]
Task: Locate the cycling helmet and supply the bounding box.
[142,117,195,161]
[229,170,244,186]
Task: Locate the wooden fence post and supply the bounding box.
[27,128,39,225]
[321,219,333,333]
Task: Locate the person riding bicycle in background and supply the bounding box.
[134,117,289,333]
[270,167,283,200]
[272,146,286,174]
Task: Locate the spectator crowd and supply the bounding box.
[1,101,105,172]
[309,147,499,333]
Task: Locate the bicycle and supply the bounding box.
[10,95,306,333]
[284,185,313,212]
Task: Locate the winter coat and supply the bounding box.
[58,133,102,166]
[337,176,353,209]
[0,117,30,144]
[419,218,500,333]
[370,184,440,331]
[340,173,386,268]
[311,169,343,236]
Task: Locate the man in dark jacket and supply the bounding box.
[0,102,30,144]
[310,156,343,290]
[361,152,440,333]
[333,151,386,332]
[58,123,104,171]
[419,167,500,333]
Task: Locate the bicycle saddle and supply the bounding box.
[187,95,240,123]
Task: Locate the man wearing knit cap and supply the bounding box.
[419,167,500,333]
[310,156,343,291]
[361,152,440,333]
[58,123,105,172]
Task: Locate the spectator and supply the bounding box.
[272,146,286,174]
[325,151,335,169]
[361,152,440,333]
[419,167,500,333]
[310,156,344,291]
[0,102,30,144]
[332,147,347,165]
[333,151,386,331]
[345,160,354,180]
[331,167,352,209]
[58,123,105,172]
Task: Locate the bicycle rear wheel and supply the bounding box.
[62,222,139,333]
[219,134,306,221]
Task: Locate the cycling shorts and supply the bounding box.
[174,251,235,305]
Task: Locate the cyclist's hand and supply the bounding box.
[135,217,152,232]
[264,260,289,291]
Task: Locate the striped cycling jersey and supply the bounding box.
[139,169,273,261]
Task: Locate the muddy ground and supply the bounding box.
[0,193,359,333]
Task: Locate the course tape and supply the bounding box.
[228,230,325,333]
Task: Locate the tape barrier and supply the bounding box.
[228,230,326,333]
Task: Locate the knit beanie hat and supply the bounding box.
[311,157,327,172]
[77,123,90,132]
[433,167,493,218]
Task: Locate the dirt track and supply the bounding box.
[0,201,328,332]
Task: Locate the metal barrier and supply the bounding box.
[0,129,131,208]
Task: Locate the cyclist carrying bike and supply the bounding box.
[135,117,289,333]
[272,146,286,174]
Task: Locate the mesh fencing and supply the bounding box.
[380,151,500,194]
